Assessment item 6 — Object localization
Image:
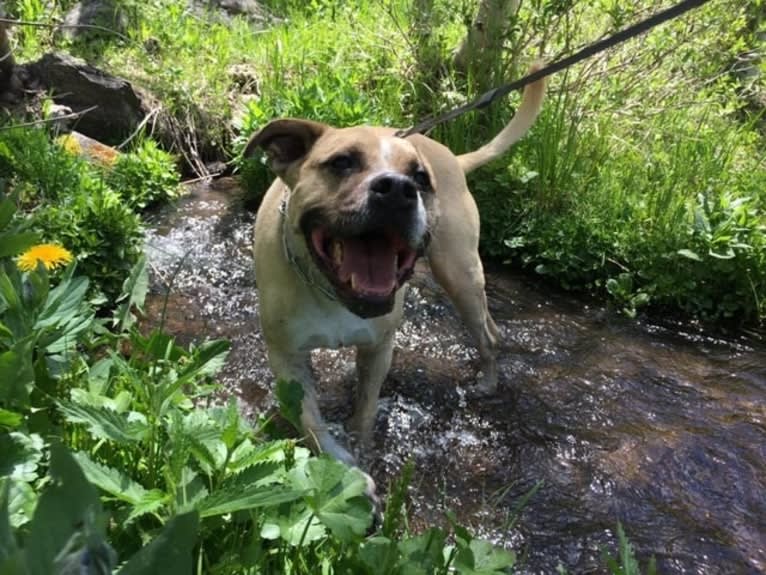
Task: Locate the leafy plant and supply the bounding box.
[0,126,180,299]
[30,177,143,299]
[0,443,199,575]
[108,139,181,211]
[602,523,657,575]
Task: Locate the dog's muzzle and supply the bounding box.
[300,173,428,318]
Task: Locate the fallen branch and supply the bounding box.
[0,105,98,131]
[0,17,132,44]
[117,106,161,150]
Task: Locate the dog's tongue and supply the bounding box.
[338,236,397,296]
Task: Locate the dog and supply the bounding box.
[245,64,546,473]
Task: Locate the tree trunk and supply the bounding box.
[0,14,17,93]
[452,0,519,89]
[408,0,448,117]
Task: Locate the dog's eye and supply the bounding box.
[413,168,431,190]
[326,153,359,174]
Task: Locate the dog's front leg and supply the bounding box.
[268,349,356,465]
[349,334,395,447]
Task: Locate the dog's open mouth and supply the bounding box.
[307,226,419,317]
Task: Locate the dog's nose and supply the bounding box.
[369,173,418,209]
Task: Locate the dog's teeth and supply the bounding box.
[332,240,344,265]
[350,273,358,291]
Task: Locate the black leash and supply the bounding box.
[395,0,712,138]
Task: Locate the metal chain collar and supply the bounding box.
[279,193,339,302]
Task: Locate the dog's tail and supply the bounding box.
[457,62,547,175]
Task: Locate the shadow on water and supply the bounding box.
[144,179,765,574]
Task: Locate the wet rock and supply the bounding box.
[27,53,151,144]
[0,14,23,101]
[59,131,121,167]
[190,0,269,22]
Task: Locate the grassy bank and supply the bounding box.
[5,0,764,322]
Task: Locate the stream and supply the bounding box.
[144,178,765,574]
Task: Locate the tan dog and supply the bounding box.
[245,65,545,470]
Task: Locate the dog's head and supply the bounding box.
[245,119,437,318]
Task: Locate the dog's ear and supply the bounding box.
[244,119,327,179]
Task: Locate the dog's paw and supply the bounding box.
[464,370,497,398]
[356,467,383,528]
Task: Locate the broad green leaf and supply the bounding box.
[0,482,27,574]
[35,275,89,331]
[87,358,114,396]
[0,273,19,309]
[157,340,230,414]
[398,528,447,574]
[261,504,325,546]
[69,389,133,414]
[25,444,104,575]
[0,232,38,259]
[178,339,230,382]
[605,278,621,296]
[188,434,225,475]
[708,247,735,260]
[218,398,245,451]
[0,409,22,429]
[57,402,149,444]
[676,248,702,261]
[229,439,296,472]
[0,481,17,563]
[125,490,169,524]
[171,411,225,474]
[0,341,34,406]
[289,456,373,542]
[359,536,400,574]
[276,379,304,432]
[197,484,304,518]
[5,479,37,529]
[71,452,151,505]
[0,321,12,343]
[221,461,282,490]
[453,540,516,575]
[40,312,95,354]
[113,255,148,332]
[118,511,198,575]
[174,468,209,515]
[0,198,15,230]
[0,432,44,482]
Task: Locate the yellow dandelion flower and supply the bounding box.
[17,244,74,272]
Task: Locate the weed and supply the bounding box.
[0,126,181,298]
[108,139,181,210]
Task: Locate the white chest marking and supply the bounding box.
[287,300,384,351]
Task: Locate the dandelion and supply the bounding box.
[17,244,74,272]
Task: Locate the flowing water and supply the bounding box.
[144,179,765,574]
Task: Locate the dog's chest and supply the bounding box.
[287,302,386,351]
